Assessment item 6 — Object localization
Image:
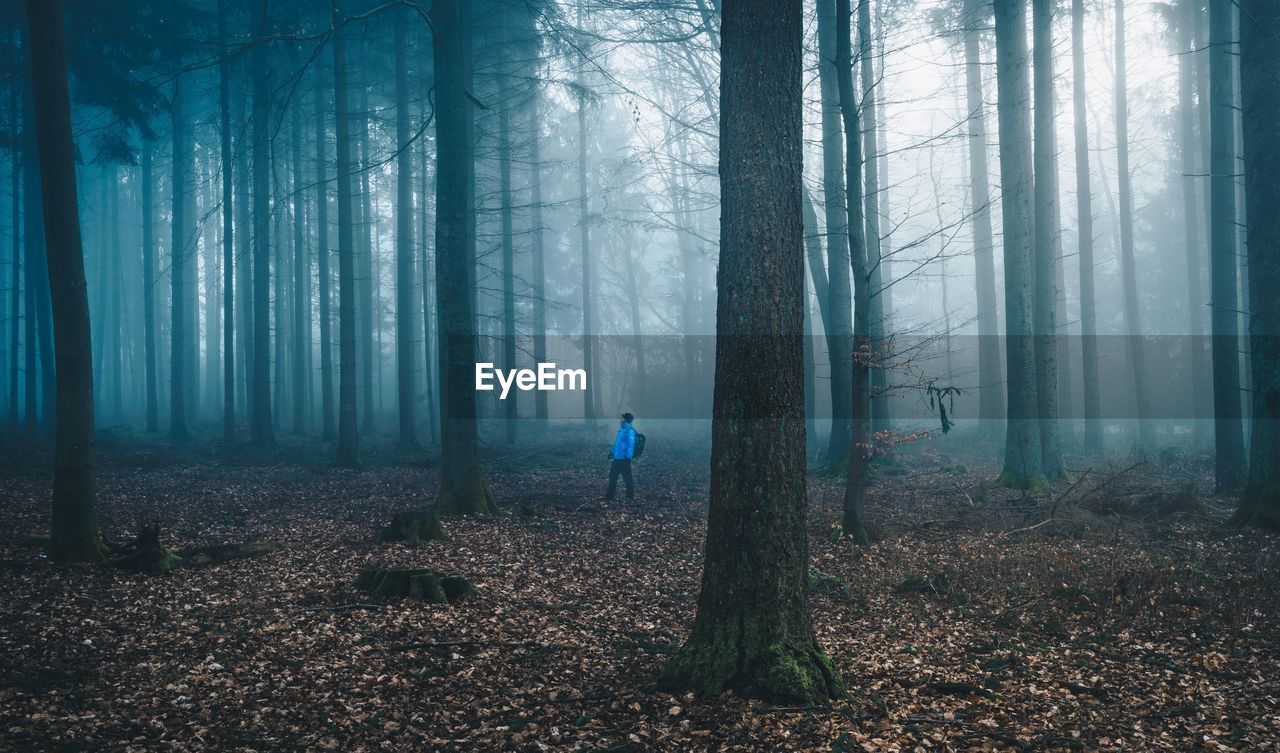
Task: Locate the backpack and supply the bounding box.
[632,430,646,460]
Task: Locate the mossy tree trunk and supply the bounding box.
[332,0,359,468]
[1238,0,1280,527]
[432,0,494,516]
[24,0,104,563]
[663,0,841,705]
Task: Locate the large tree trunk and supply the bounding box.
[662,0,840,704]
[357,85,376,434]
[250,0,274,445]
[25,0,102,563]
[837,0,871,541]
[1071,0,1102,452]
[433,0,494,516]
[394,10,418,449]
[332,0,359,467]
[1209,0,1247,490]
[169,75,191,440]
[1032,0,1063,476]
[218,0,235,442]
[814,0,854,468]
[418,100,437,445]
[315,58,335,441]
[993,0,1044,489]
[1238,0,1280,525]
[7,50,19,430]
[1114,0,1154,454]
[964,0,1004,431]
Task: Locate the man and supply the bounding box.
[605,412,638,503]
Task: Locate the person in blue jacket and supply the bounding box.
[605,412,637,502]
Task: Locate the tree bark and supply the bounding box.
[498,71,518,444]
[250,0,274,445]
[24,0,103,562]
[218,0,235,442]
[169,75,190,440]
[433,0,494,515]
[993,0,1044,489]
[814,0,854,468]
[332,0,359,467]
[964,0,1005,431]
[315,58,335,441]
[860,0,890,435]
[394,10,418,449]
[1209,0,1247,490]
[1238,0,1278,524]
[1071,0,1102,452]
[1032,0,1063,476]
[663,0,840,704]
[1114,0,1154,454]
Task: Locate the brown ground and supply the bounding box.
[1,430,1278,752]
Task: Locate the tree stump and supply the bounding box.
[110,524,181,575]
[353,568,473,604]
[377,510,447,546]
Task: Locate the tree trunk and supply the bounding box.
[993,0,1044,489]
[1238,0,1280,525]
[1114,0,1154,454]
[358,86,375,434]
[315,58,335,441]
[394,10,418,449]
[139,146,159,433]
[7,48,19,430]
[860,0,890,435]
[498,72,518,444]
[433,0,495,515]
[815,0,854,468]
[1032,0,1063,476]
[332,0,358,466]
[576,16,596,422]
[291,74,308,435]
[1071,0,1102,452]
[250,0,274,445]
[418,100,437,445]
[529,85,548,425]
[837,0,871,538]
[218,0,234,443]
[169,75,190,440]
[24,0,103,563]
[964,0,1004,432]
[1209,0,1247,490]
[662,0,840,704]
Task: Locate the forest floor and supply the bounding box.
[1,427,1279,752]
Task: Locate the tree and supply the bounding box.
[1071,0,1102,452]
[250,0,274,446]
[1208,0,1246,490]
[815,0,854,468]
[1032,0,1063,476]
[433,0,495,515]
[218,0,234,443]
[332,0,358,467]
[140,144,159,433]
[576,8,597,422]
[963,0,1005,431]
[24,0,103,562]
[315,57,335,441]
[394,8,418,450]
[1113,0,1153,453]
[1237,0,1280,525]
[1177,0,1209,448]
[662,0,841,704]
[169,74,191,440]
[860,0,891,434]
[993,0,1044,489]
[838,0,871,542]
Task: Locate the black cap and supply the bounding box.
[621,412,634,423]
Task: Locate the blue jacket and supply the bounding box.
[611,424,637,460]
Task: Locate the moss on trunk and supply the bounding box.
[435,470,497,516]
[997,467,1049,492]
[662,622,842,704]
[110,524,179,574]
[377,510,448,546]
[353,567,473,604]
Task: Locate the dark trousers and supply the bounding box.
[606,459,634,500]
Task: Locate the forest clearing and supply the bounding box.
[3,432,1278,751]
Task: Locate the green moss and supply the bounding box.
[353,567,473,604]
[378,510,448,546]
[661,625,842,704]
[996,468,1049,493]
[435,469,497,516]
[1233,483,1280,531]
